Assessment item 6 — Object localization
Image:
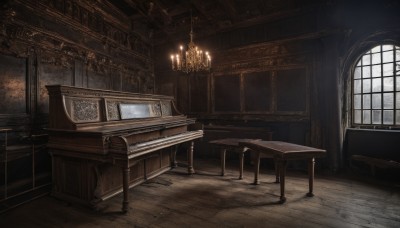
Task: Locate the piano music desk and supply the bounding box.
[239,140,326,203]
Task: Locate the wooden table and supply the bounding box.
[209,138,262,179]
[239,140,326,203]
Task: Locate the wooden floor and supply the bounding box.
[1,158,399,228]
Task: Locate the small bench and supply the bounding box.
[351,155,400,177]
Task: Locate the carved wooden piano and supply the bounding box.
[45,85,203,212]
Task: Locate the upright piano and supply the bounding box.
[46,85,203,212]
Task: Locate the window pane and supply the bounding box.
[396,110,400,125]
[372,65,381,77]
[354,80,361,93]
[363,94,371,109]
[354,67,361,79]
[397,62,400,73]
[372,78,381,92]
[383,77,394,91]
[372,110,381,124]
[354,79,362,94]
[382,51,393,63]
[371,46,381,53]
[372,94,381,109]
[397,76,400,91]
[363,79,371,93]
[383,63,393,76]
[363,66,371,78]
[383,93,393,109]
[397,93,400,109]
[383,110,393,124]
[354,110,361,124]
[396,50,400,61]
[362,54,371,65]
[382,45,393,51]
[372,53,381,64]
[356,60,361,67]
[354,95,361,109]
[363,110,371,124]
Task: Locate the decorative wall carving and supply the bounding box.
[213,41,313,74]
[0,0,156,134]
[40,51,74,69]
[31,0,152,60]
[0,0,155,99]
[0,25,33,58]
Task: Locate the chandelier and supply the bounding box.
[170,13,211,73]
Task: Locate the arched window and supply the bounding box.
[352,44,400,127]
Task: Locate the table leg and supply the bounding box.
[278,159,287,203]
[273,157,279,183]
[253,151,261,185]
[239,150,244,180]
[187,141,195,174]
[307,157,315,197]
[122,167,130,213]
[220,148,226,176]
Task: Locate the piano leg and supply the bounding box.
[253,151,261,185]
[187,141,195,174]
[171,145,178,168]
[122,167,130,213]
[220,148,226,176]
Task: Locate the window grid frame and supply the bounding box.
[352,44,400,128]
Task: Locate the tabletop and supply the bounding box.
[209,138,261,147]
[239,140,326,159]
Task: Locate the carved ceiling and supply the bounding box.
[109,0,322,44]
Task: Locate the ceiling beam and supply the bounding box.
[190,0,214,21]
[217,0,237,21]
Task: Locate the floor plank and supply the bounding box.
[1,158,399,228]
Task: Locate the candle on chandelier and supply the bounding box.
[204,52,209,67]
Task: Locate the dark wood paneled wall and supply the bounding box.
[154,1,400,172]
[0,0,154,131]
[0,0,154,210]
[155,12,319,168]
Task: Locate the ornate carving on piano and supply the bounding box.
[161,100,172,116]
[45,85,203,212]
[46,85,181,129]
[71,99,100,122]
[152,103,162,117]
[106,100,119,121]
